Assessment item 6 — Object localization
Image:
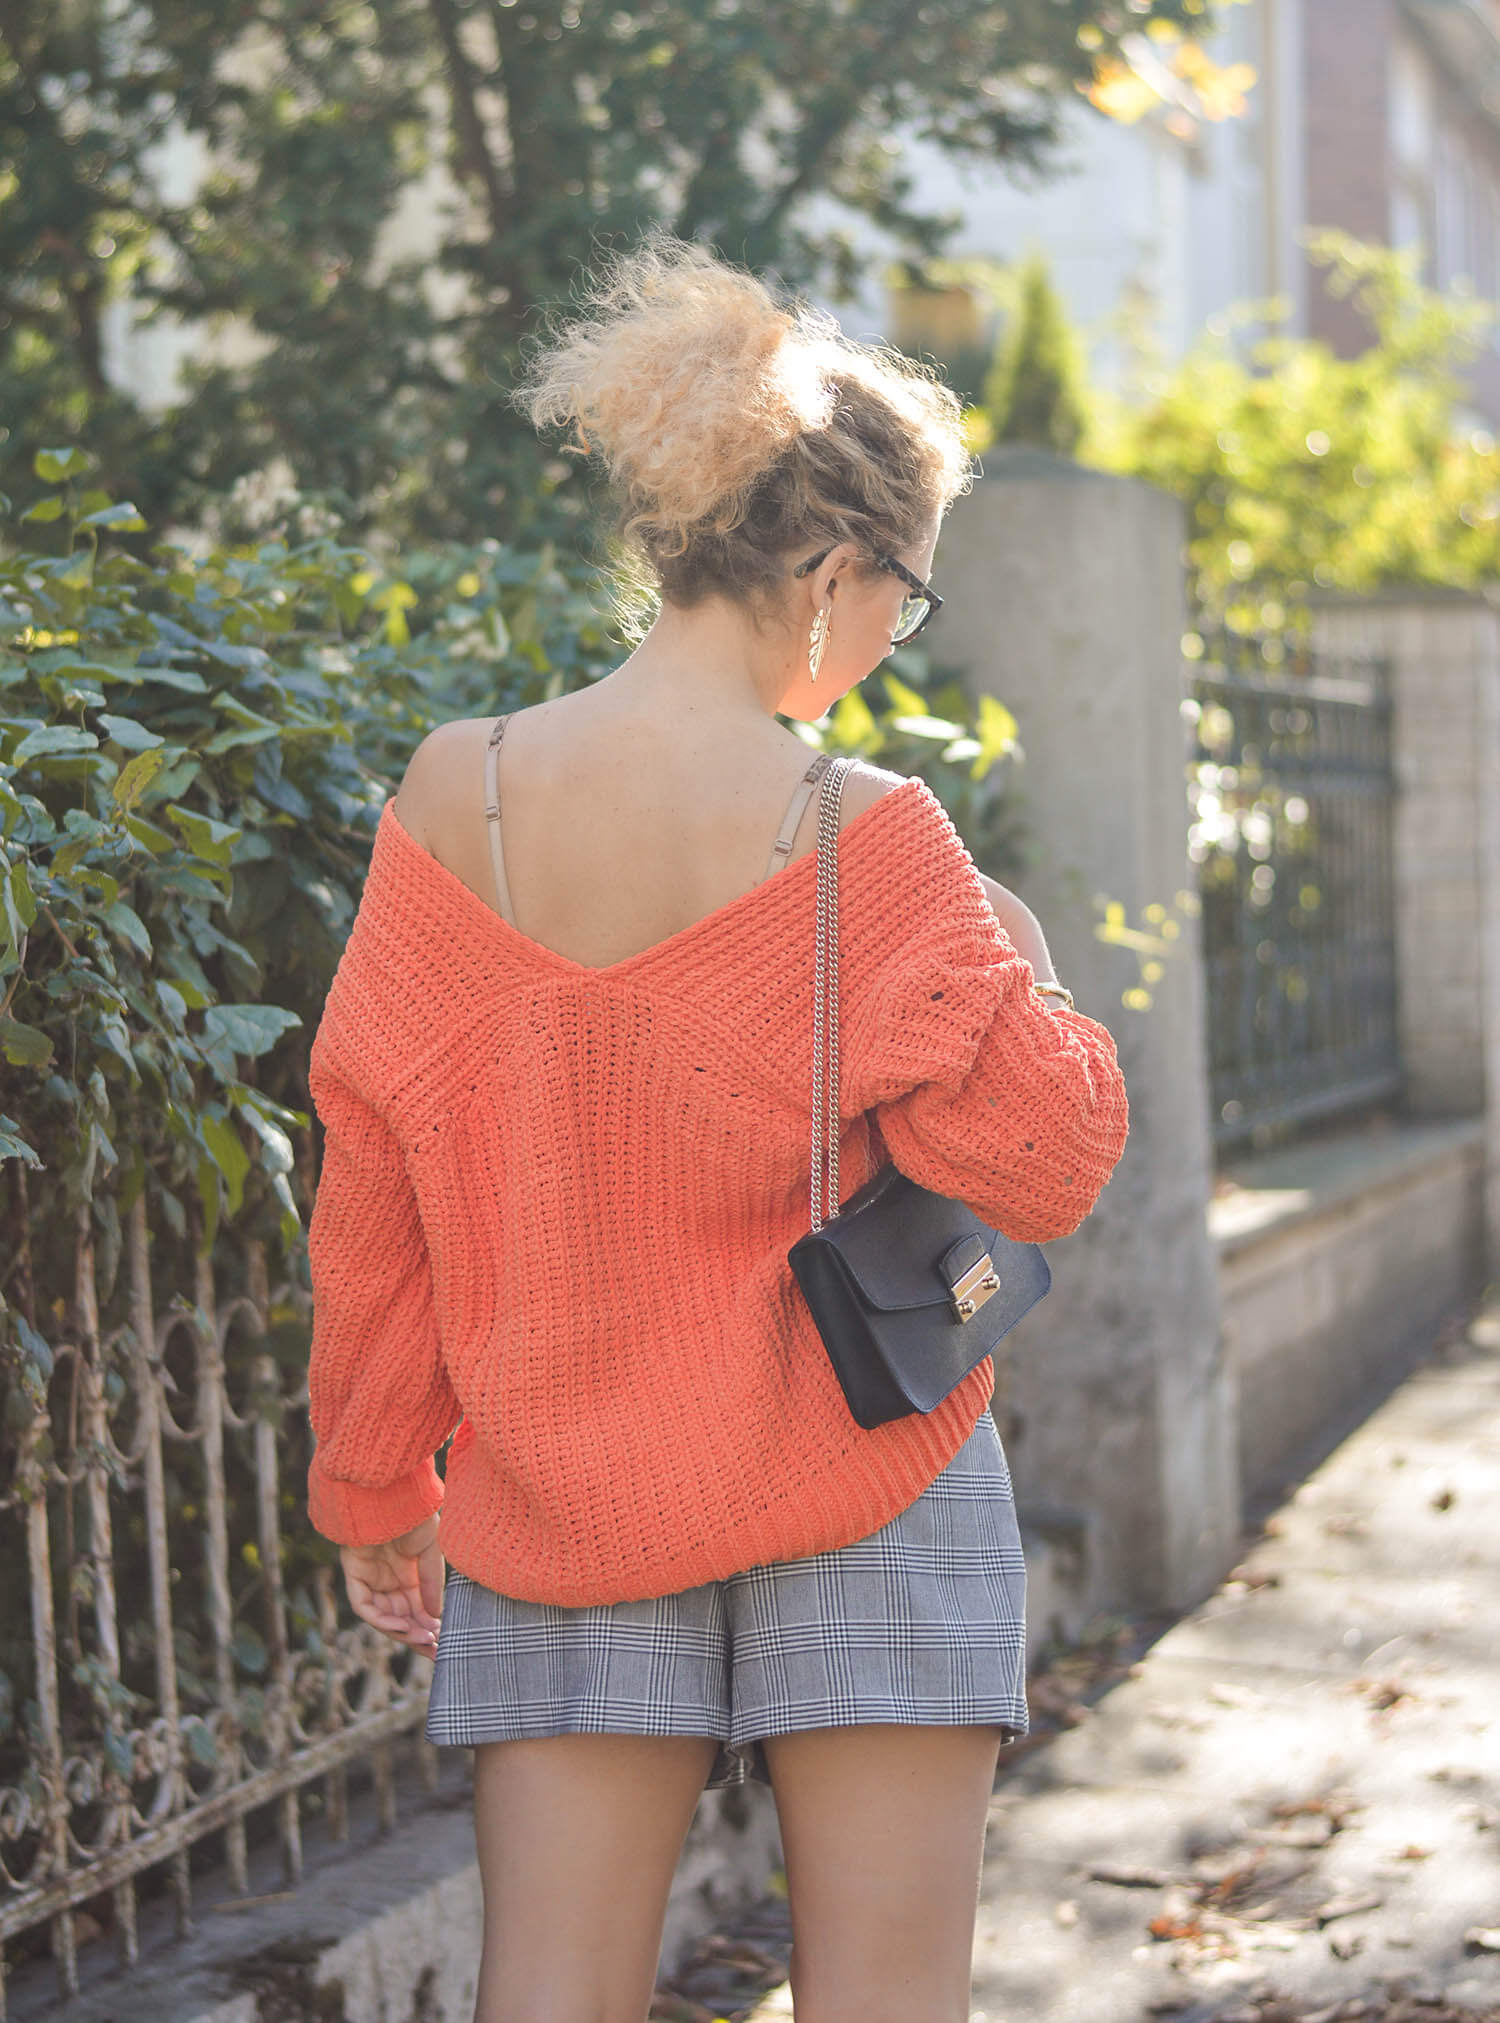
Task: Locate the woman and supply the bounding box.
[304,230,1129,2023]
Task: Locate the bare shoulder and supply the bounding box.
[835,759,911,829]
[392,717,492,853]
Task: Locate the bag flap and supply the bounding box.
[819,1164,1001,1313]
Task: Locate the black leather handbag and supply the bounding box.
[787,755,1052,1429]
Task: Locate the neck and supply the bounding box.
[604,597,795,720]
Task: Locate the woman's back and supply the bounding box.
[392,690,901,973]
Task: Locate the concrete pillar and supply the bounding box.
[936,449,1240,1619]
[1310,589,1500,1272]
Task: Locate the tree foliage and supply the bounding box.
[3,0,1229,542]
[983,249,1091,457]
[1086,231,1500,629]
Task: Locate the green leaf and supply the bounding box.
[33,446,95,482]
[36,657,140,686]
[20,496,66,524]
[888,712,966,741]
[114,747,173,813]
[829,687,878,745]
[52,822,115,889]
[201,1111,250,1216]
[8,857,37,930]
[122,811,174,852]
[97,1012,134,1070]
[103,900,152,956]
[195,1151,220,1252]
[881,673,929,716]
[185,1721,218,1768]
[0,1117,42,1168]
[102,1728,135,1781]
[199,1003,301,1059]
[12,725,99,763]
[165,973,211,1010]
[231,1624,268,1676]
[97,714,164,751]
[210,691,281,730]
[272,1169,301,1244]
[77,502,147,532]
[165,803,240,864]
[154,979,188,1024]
[1,1018,53,1069]
[235,1095,295,1175]
[203,723,279,754]
[977,693,1020,753]
[972,694,1020,780]
[138,666,208,694]
[52,552,93,590]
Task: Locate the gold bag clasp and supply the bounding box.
[949,1251,1000,1323]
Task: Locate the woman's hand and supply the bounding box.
[339,1513,445,1658]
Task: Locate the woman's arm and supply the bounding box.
[305,1054,461,1547]
[975,869,1065,998]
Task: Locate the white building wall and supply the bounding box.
[809,0,1305,399]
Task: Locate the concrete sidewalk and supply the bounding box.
[961,1301,1500,2023]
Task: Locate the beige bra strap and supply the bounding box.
[765,751,835,882]
[484,716,516,925]
[486,724,834,926]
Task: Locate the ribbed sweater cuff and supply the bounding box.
[307,1456,444,1548]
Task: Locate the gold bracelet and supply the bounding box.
[1033,981,1075,1010]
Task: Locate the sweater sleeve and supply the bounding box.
[858,928,1129,1242]
[845,792,1131,1242]
[304,1046,461,1548]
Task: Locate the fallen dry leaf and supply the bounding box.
[1087,1861,1189,1888]
[1316,1891,1384,1926]
[1351,1676,1415,1713]
[1226,1562,1283,1589]
[1209,1680,1261,1707]
[1148,1912,1203,1941]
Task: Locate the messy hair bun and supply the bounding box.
[511,226,975,624]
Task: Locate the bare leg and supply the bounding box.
[762,1721,1006,2023]
[469,1731,720,2023]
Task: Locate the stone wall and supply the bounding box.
[1310,590,1500,1271]
[1213,1116,1487,1506]
[937,449,1241,1622]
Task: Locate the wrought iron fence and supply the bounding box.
[0,1173,433,2016]
[1185,625,1401,1149]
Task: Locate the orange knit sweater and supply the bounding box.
[304,775,1129,1605]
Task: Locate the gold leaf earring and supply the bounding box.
[808,605,831,681]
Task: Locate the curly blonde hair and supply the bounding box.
[510,227,976,632]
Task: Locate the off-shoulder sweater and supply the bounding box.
[304,775,1130,1605]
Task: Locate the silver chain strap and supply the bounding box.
[810,754,856,1232]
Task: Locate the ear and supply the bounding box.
[818,541,860,601]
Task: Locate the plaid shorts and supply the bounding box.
[424,1406,1028,1790]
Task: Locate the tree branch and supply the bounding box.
[424,0,510,245]
[748,10,914,252]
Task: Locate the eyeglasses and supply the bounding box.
[792,547,944,644]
